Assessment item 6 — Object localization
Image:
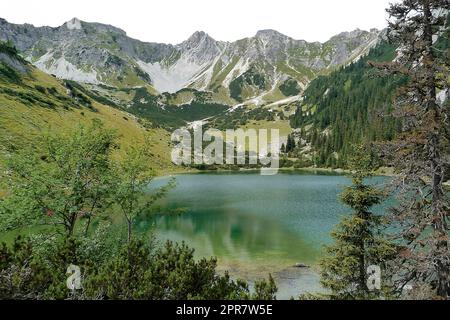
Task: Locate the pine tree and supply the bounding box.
[319,145,396,299]
[374,0,450,298]
[286,135,291,153]
[286,134,296,153]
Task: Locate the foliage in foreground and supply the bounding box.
[0,120,173,241]
[0,121,277,300]
[0,236,277,300]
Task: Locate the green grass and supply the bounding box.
[262,87,287,103]
[240,120,292,152]
[0,65,178,177]
[164,89,196,105]
[276,62,315,83]
[209,56,240,90]
[242,119,292,132]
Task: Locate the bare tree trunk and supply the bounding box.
[359,239,367,296]
[423,0,449,297]
[127,217,132,244]
[84,216,92,237]
[68,213,77,237]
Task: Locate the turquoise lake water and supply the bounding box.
[138,171,389,299]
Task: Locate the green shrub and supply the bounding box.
[279,78,300,96]
[0,237,278,300]
[0,63,21,83]
[34,85,47,94]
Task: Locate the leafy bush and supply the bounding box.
[0,122,278,300]
[34,85,46,94]
[279,78,301,97]
[0,63,21,83]
[64,80,93,108]
[0,237,277,300]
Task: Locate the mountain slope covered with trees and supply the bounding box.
[290,42,407,168]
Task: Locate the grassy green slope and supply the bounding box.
[0,44,178,178]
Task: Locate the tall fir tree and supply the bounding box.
[319,145,397,299]
[374,0,449,298]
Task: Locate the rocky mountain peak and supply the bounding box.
[0,17,384,97]
[331,28,379,41]
[63,18,128,36]
[65,17,82,30]
[255,29,290,41]
[177,31,221,64]
[182,31,216,48]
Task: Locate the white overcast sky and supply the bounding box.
[0,0,399,44]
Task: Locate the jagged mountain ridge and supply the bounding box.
[0,17,381,102]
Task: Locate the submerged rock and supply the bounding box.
[293,263,310,268]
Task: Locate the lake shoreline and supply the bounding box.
[157,167,450,189]
[156,166,398,178]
